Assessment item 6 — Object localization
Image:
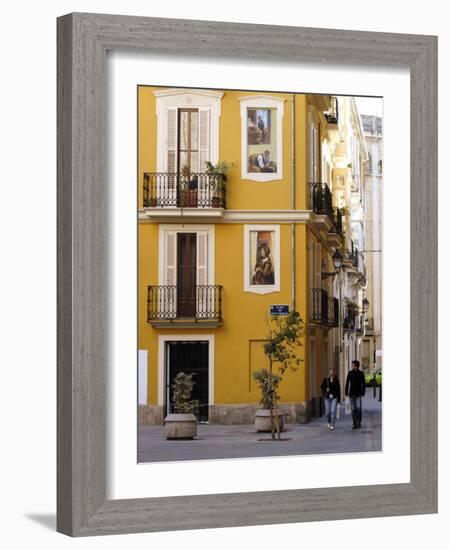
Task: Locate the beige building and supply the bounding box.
[307,95,369,413]
[359,103,383,373]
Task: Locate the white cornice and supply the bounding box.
[238,94,286,103]
[226,210,310,222]
[139,209,312,223]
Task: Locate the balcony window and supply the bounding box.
[154,88,223,174]
[324,96,339,124]
[309,182,344,237]
[178,108,199,174]
[149,224,220,326]
[310,289,339,328]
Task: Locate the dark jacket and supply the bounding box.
[345,369,366,397]
[320,376,341,403]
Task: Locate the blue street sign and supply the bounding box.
[270,304,290,316]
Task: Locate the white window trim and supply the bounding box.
[158,224,215,286]
[239,95,284,182]
[243,224,281,295]
[157,334,215,407]
[154,89,223,173]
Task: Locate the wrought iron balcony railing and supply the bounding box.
[324,96,339,124]
[311,288,329,325]
[147,285,223,323]
[349,240,359,268]
[331,207,344,237]
[311,289,339,328]
[355,313,364,335]
[143,172,226,209]
[309,182,344,237]
[327,297,339,328]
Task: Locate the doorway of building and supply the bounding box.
[165,340,209,422]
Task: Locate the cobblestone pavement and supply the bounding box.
[138,387,382,463]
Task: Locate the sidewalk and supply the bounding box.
[138,387,382,463]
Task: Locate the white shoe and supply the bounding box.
[330,426,335,430]
[327,423,331,428]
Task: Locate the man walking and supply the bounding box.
[345,360,366,429]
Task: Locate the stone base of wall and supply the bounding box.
[310,396,324,419]
[138,405,164,426]
[209,402,314,425]
[209,404,258,425]
[295,401,313,424]
[138,401,317,426]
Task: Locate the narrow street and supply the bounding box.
[138,387,382,463]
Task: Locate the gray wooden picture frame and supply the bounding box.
[57,12,438,537]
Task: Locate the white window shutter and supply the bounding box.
[166,108,178,172]
[196,232,208,316]
[165,108,178,203]
[198,108,210,171]
[196,233,208,285]
[165,232,177,316]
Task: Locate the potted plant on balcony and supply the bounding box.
[252,311,304,440]
[164,372,197,440]
[205,161,232,208]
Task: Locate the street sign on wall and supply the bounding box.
[270,304,290,316]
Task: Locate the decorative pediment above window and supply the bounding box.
[154,89,223,173]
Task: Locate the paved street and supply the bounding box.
[138,387,382,463]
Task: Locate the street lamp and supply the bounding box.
[332,249,343,270]
[330,249,344,383]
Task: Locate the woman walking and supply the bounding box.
[320,367,341,430]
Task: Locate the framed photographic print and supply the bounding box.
[57,13,437,536]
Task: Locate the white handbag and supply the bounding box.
[345,398,351,415]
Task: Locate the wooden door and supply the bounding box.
[177,233,197,317]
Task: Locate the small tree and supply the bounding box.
[253,368,282,410]
[171,372,194,414]
[262,310,304,440]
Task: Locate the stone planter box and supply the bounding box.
[164,413,197,440]
[254,409,285,432]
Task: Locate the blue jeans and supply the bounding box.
[324,397,337,427]
[350,396,362,426]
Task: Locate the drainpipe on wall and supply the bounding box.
[291,94,296,312]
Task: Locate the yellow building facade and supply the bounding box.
[138,87,367,425]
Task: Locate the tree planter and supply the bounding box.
[164,413,197,440]
[254,409,285,432]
